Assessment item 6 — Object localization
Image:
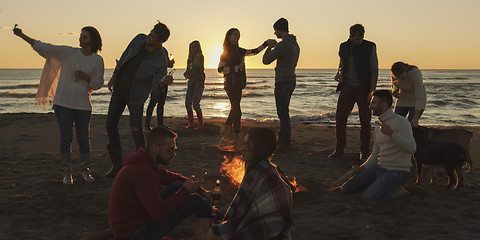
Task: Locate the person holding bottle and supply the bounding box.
[105,21,174,178]
[108,126,212,240]
[390,61,427,127]
[184,40,206,130]
[13,25,104,185]
[144,53,175,132]
[193,128,293,239]
[218,28,269,135]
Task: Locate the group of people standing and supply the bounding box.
[13,19,428,239]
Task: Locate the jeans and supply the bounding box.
[394,106,424,122]
[145,86,168,127]
[185,82,204,112]
[341,166,409,201]
[335,84,371,154]
[53,104,91,154]
[274,81,296,144]
[226,90,242,131]
[126,181,211,240]
[106,88,145,150]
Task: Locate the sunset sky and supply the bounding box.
[1,0,479,69]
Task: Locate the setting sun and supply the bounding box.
[205,43,223,69]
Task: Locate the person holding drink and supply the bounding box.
[105,21,174,178]
[144,52,175,132]
[218,28,269,136]
[13,25,104,185]
[390,61,427,127]
[108,126,212,240]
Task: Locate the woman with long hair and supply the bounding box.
[184,40,206,130]
[193,127,293,239]
[390,61,427,127]
[218,28,268,135]
[13,25,105,185]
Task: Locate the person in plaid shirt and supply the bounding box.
[194,128,293,239]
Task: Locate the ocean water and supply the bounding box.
[0,68,479,126]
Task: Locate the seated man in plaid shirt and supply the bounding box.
[193,127,293,240]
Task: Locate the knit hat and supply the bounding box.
[273,18,288,32]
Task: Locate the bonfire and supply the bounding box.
[220,155,308,193]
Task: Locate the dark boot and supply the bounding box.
[61,153,73,185]
[80,153,95,183]
[105,144,123,178]
[195,110,204,130]
[186,109,195,129]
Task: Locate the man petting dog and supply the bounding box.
[340,90,416,201]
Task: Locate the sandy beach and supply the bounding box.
[1,113,479,239]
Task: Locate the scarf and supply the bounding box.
[34,53,61,110]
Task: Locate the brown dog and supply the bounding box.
[422,127,474,183]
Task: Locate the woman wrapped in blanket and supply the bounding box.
[194,128,293,240]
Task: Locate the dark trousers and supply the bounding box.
[106,88,145,150]
[53,105,91,154]
[125,181,211,240]
[145,86,168,127]
[275,81,296,144]
[394,106,424,122]
[226,90,242,131]
[335,84,371,154]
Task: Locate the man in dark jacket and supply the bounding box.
[263,17,300,151]
[105,21,174,177]
[108,126,211,240]
[330,24,378,161]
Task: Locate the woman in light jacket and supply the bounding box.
[390,61,427,127]
[14,25,104,185]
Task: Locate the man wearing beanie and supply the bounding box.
[263,17,300,152]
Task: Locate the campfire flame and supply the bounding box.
[287,176,308,193]
[220,155,245,186]
[220,155,308,193]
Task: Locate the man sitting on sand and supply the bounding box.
[193,128,293,239]
[108,126,212,239]
[340,90,415,201]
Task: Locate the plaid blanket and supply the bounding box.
[212,160,293,239]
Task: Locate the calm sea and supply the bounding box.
[0,69,479,126]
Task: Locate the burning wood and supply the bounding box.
[216,144,238,152]
[220,155,245,186]
[287,176,308,193]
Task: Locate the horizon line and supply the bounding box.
[1,68,480,71]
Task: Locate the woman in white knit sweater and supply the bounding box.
[13,25,104,185]
[390,61,427,127]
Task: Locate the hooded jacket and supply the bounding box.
[108,148,190,239]
[263,34,300,83]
